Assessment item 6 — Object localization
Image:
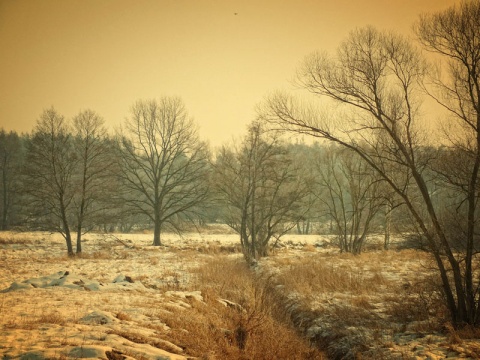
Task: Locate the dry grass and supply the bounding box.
[384,273,447,331]
[76,251,113,260]
[0,236,33,245]
[349,295,377,310]
[159,257,325,359]
[115,312,132,321]
[2,231,478,360]
[169,241,241,256]
[107,329,183,355]
[272,253,390,297]
[261,248,455,359]
[37,311,68,325]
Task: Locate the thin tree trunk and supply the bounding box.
[62,215,74,256]
[153,214,162,246]
[76,223,83,253]
[384,203,391,250]
[76,199,85,253]
[464,111,480,324]
[59,196,74,256]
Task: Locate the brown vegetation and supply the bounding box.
[1,232,479,359]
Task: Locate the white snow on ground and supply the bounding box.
[0,230,215,359]
[0,229,479,359]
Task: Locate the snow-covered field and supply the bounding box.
[1,231,212,359]
[0,229,479,359]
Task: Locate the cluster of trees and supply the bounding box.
[259,1,480,327]
[0,1,478,327]
[0,98,212,255]
[1,114,406,257]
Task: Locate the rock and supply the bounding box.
[113,274,134,283]
[106,349,126,360]
[165,290,203,302]
[69,347,104,358]
[1,281,33,292]
[80,311,116,325]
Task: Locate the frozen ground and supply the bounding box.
[0,229,479,359]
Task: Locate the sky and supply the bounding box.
[0,0,461,147]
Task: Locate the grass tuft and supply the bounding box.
[160,257,324,359]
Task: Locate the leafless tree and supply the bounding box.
[213,121,310,263]
[287,142,320,235]
[118,97,210,246]
[25,108,78,255]
[71,109,115,253]
[415,0,480,326]
[258,24,480,326]
[24,108,118,255]
[315,145,385,254]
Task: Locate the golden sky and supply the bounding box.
[0,0,460,147]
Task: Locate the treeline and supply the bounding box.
[0,104,452,258]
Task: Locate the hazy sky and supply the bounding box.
[0,0,460,147]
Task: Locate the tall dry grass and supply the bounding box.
[159,257,324,359]
[272,253,390,297]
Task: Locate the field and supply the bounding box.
[1,227,479,359]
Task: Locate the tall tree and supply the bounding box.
[72,109,115,253]
[118,97,210,246]
[214,121,310,263]
[25,108,77,255]
[259,24,480,326]
[415,0,480,326]
[315,145,385,254]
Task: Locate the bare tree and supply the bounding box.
[259,25,480,326]
[213,121,310,263]
[25,108,77,255]
[118,97,210,246]
[287,142,320,235]
[315,145,385,254]
[72,109,115,253]
[415,0,480,326]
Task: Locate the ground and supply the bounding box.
[0,228,479,359]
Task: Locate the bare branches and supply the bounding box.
[213,122,309,262]
[259,7,480,325]
[416,1,480,132]
[118,97,210,246]
[26,107,78,255]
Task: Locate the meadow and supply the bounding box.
[1,227,479,359]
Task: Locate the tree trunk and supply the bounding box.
[76,224,82,253]
[76,149,88,254]
[153,218,162,246]
[65,232,74,256]
[60,198,74,256]
[464,111,480,325]
[76,199,85,253]
[384,203,391,250]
